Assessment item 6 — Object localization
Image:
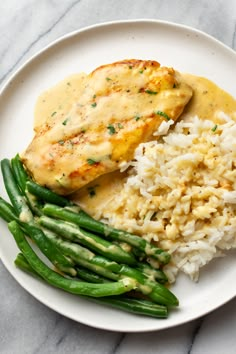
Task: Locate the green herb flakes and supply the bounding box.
[58,140,65,145]
[106,77,112,81]
[211,124,218,132]
[51,111,57,117]
[91,102,97,108]
[118,123,124,129]
[107,124,116,135]
[62,118,69,126]
[134,115,141,121]
[87,158,98,165]
[145,90,157,95]
[155,111,170,121]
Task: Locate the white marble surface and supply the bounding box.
[1,0,236,353]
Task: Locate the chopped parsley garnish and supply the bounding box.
[93,94,97,99]
[87,158,98,165]
[106,77,112,81]
[118,123,124,129]
[51,111,57,117]
[62,118,69,126]
[58,140,65,145]
[129,65,133,69]
[145,90,158,95]
[91,102,97,108]
[173,83,177,88]
[107,124,116,135]
[211,124,218,132]
[134,115,141,121]
[139,70,143,74]
[155,110,170,121]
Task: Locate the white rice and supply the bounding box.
[100,113,236,282]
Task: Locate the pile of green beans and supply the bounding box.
[0,154,179,318]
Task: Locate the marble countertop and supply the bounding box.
[1,1,236,353]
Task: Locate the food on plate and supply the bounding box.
[21,59,193,195]
[20,60,236,284]
[72,71,236,282]
[1,58,236,319]
[0,156,178,318]
[94,113,236,282]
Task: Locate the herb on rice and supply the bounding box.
[107,124,116,135]
[211,124,218,132]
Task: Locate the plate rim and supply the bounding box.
[0,19,236,332]
[1,18,235,94]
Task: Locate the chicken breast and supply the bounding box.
[21,59,193,195]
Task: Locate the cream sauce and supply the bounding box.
[34,73,87,130]
[73,74,236,216]
[24,61,193,195]
[181,74,236,121]
[34,72,236,216]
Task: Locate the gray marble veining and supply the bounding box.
[1,1,236,353]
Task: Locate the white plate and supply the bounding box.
[0,20,236,332]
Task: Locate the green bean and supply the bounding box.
[93,297,168,318]
[39,215,137,266]
[11,154,29,193]
[136,262,168,284]
[76,266,110,284]
[15,251,111,285]
[2,190,175,305]
[11,155,43,216]
[1,159,32,220]
[0,161,77,276]
[14,253,40,277]
[21,223,76,277]
[0,195,76,276]
[42,228,178,306]
[26,180,71,207]
[14,253,168,318]
[42,229,121,280]
[0,196,18,223]
[119,264,178,307]
[42,204,171,264]
[8,221,136,297]
[12,157,170,265]
[1,156,179,312]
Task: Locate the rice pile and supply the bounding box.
[100,113,236,282]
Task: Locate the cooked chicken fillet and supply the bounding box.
[21,59,193,195]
